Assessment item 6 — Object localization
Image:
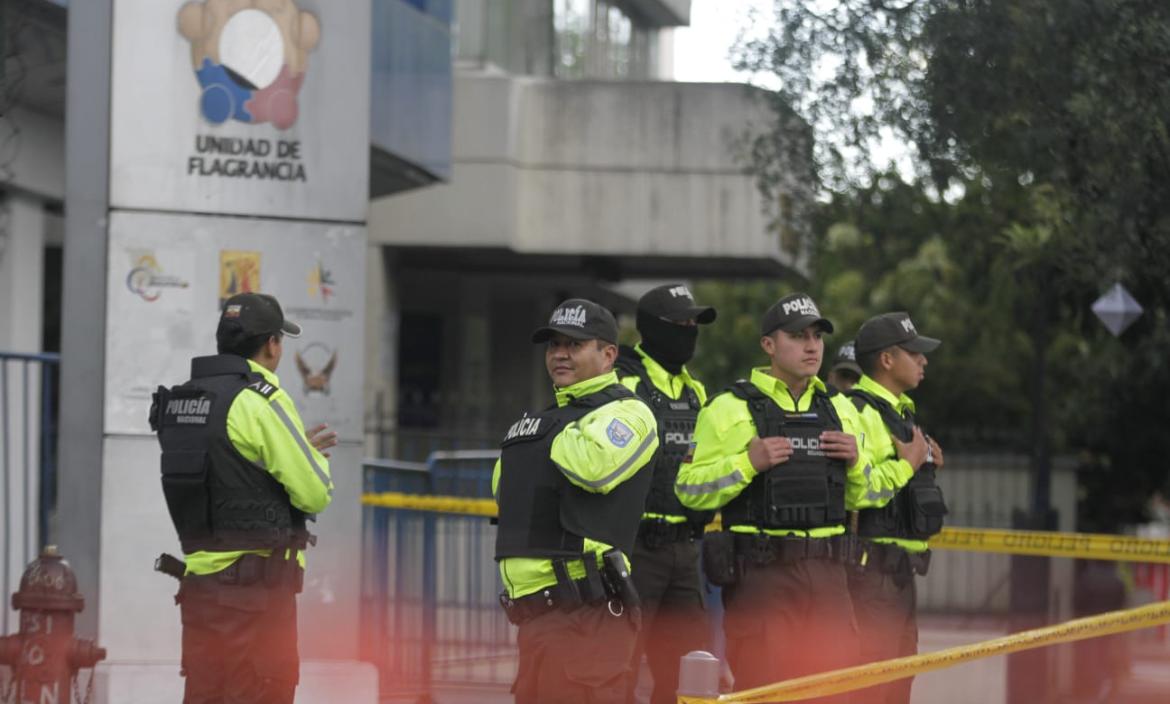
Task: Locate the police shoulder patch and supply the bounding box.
[246,378,279,399]
[606,418,635,448]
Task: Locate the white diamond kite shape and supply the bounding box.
[1091,283,1143,337]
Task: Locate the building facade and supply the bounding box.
[365,0,807,456]
[0,0,810,700]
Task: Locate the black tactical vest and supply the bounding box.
[149,355,306,554]
[848,389,948,540]
[616,350,713,526]
[721,381,847,530]
[494,384,655,560]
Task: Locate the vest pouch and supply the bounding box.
[701,530,739,587]
[764,466,829,529]
[161,449,212,542]
[907,483,947,538]
[212,490,292,548]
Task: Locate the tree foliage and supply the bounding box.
[720,0,1170,528]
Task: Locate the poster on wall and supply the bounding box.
[105,210,366,442]
[218,250,262,304]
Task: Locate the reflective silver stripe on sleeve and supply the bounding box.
[863,463,897,502]
[676,469,745,496]
[268,399,333,496]
[555,431,656,490]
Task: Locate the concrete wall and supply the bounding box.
[921,455,1079,618]
[0,194,49,633]
[630,0,691,26]
[370,73,793,268]
[0,194,46,352]
[3,106,66,202]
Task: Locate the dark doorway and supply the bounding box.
[41,244,62,352]
[397,311,443,428]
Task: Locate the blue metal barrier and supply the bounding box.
[0,351,60,636]
[362,450,509,701]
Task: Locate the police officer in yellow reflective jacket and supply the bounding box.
[493,298,660,704]
[614,283,716,704]
[150,293,336,704]
[675,293,911,703]
[847,312,946,704]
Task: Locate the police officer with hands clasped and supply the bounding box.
[493,298,660,704]
[614,284,716,704]
[150,292,337,704]
[676,293,870,703]
[846,312,947,704]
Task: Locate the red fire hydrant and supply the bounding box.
[0,546,106,704]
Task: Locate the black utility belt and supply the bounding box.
[187,552,304,592]
[499,550,639,626]
[499,577,614,625]
[732,532,848,566]
[637,519,703,547]
[856,541,931,577]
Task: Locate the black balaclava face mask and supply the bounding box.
[637,310,699,373]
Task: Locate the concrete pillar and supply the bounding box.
[0,192,47,635]
[0,193,46,352]
[57,1,378,701]
[364,245,399,457]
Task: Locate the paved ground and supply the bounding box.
[383,617,1170,703]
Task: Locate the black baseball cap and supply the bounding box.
[531,298,619,344]
[854,312,940,355]
[760,292,834,336]
[637,284,716,324]
[216,293,301,349]
[831,340,862,376]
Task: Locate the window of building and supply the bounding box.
[554,0,656,79]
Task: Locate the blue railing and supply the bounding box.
[0,351,60,636]
[361,449,510,700]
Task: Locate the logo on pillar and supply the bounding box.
[295,342,338,396]
[125,252,190,302]
[178,0,321,130]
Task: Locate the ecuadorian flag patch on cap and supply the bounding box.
[606,418,634,448]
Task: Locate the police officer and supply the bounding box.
[614,284,716,704]
[493,298,660,704]
[827,340,862,392]
[847,312,946,704]
[150,292,336,704]
[675,293,911,702]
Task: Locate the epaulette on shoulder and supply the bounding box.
[246,377,279,400]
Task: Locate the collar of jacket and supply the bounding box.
[554,370,619,407]
[749,367,826,411]
[856,374,915,414]
[246,358,281,388]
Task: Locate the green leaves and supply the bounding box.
[722,0,1170,526]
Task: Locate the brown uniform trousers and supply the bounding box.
[513,602,639,704]
[723,557,860,704]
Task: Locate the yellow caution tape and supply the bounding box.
[678,600,1170,704]
[361,492,498,517]
[360,493,1170,563]
[931,526,1170,564]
